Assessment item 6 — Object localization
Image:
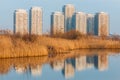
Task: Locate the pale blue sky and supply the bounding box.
[0,0,120,34]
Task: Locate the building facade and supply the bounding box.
[95,12,109,36]
[30,7,42,35]
[73,12,87,34]
[14,9,28,35]
[51,12,64,35]
[63,4,75,32]
[86,14,94,35]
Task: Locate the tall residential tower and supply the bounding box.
[51,12,64,34]
[95,12,109,36]
[73,12,87,34]
[63,4,75,32]
[14,9,28,35]
[86,14,94,34]
[30,7,43,35]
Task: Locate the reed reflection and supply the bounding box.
[0,50,116,79]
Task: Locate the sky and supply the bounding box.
[0,0,120,34]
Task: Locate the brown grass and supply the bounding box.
[0,34,48,58]
[0,30,120,58]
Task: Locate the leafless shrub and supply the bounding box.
[51,30,87,39]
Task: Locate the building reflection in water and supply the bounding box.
[75,56,86,71]
[63,58,75,79]
[94,54,108,71]
[14,65,28,74]
[0,53,109,79]
[30,65,42,76]
[51,60,64,71]
[61,54,108,79]
[86,56,94,69]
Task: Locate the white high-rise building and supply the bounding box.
[51,12,64,34]
[14,9,28,35]
[63,4,75,32]
[95,12,109,36]
[86,14,94,34]
[30,7,42,35]
[73,12,87,34]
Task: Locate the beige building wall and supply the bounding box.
[14,9,28,35]
[74,12,87,34]
[51,12,64,34]
[63,4,75,32]
[30,7,42,35]
[86,14,94,34]
[98,12,109,36]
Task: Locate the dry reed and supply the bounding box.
[0,31,120,58]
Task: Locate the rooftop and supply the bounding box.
[75,12,86,14]
[32,7,42,10]
[16,9,27,13]
[64,4,74,7]
[52,11,63,15]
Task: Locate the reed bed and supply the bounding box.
[0,31,120,58]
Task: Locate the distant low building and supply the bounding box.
[0,29,13,34]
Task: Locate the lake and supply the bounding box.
[0,49,120,80]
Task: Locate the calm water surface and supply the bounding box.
[0,50,120,80]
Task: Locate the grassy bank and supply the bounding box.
[0,31,120,58]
